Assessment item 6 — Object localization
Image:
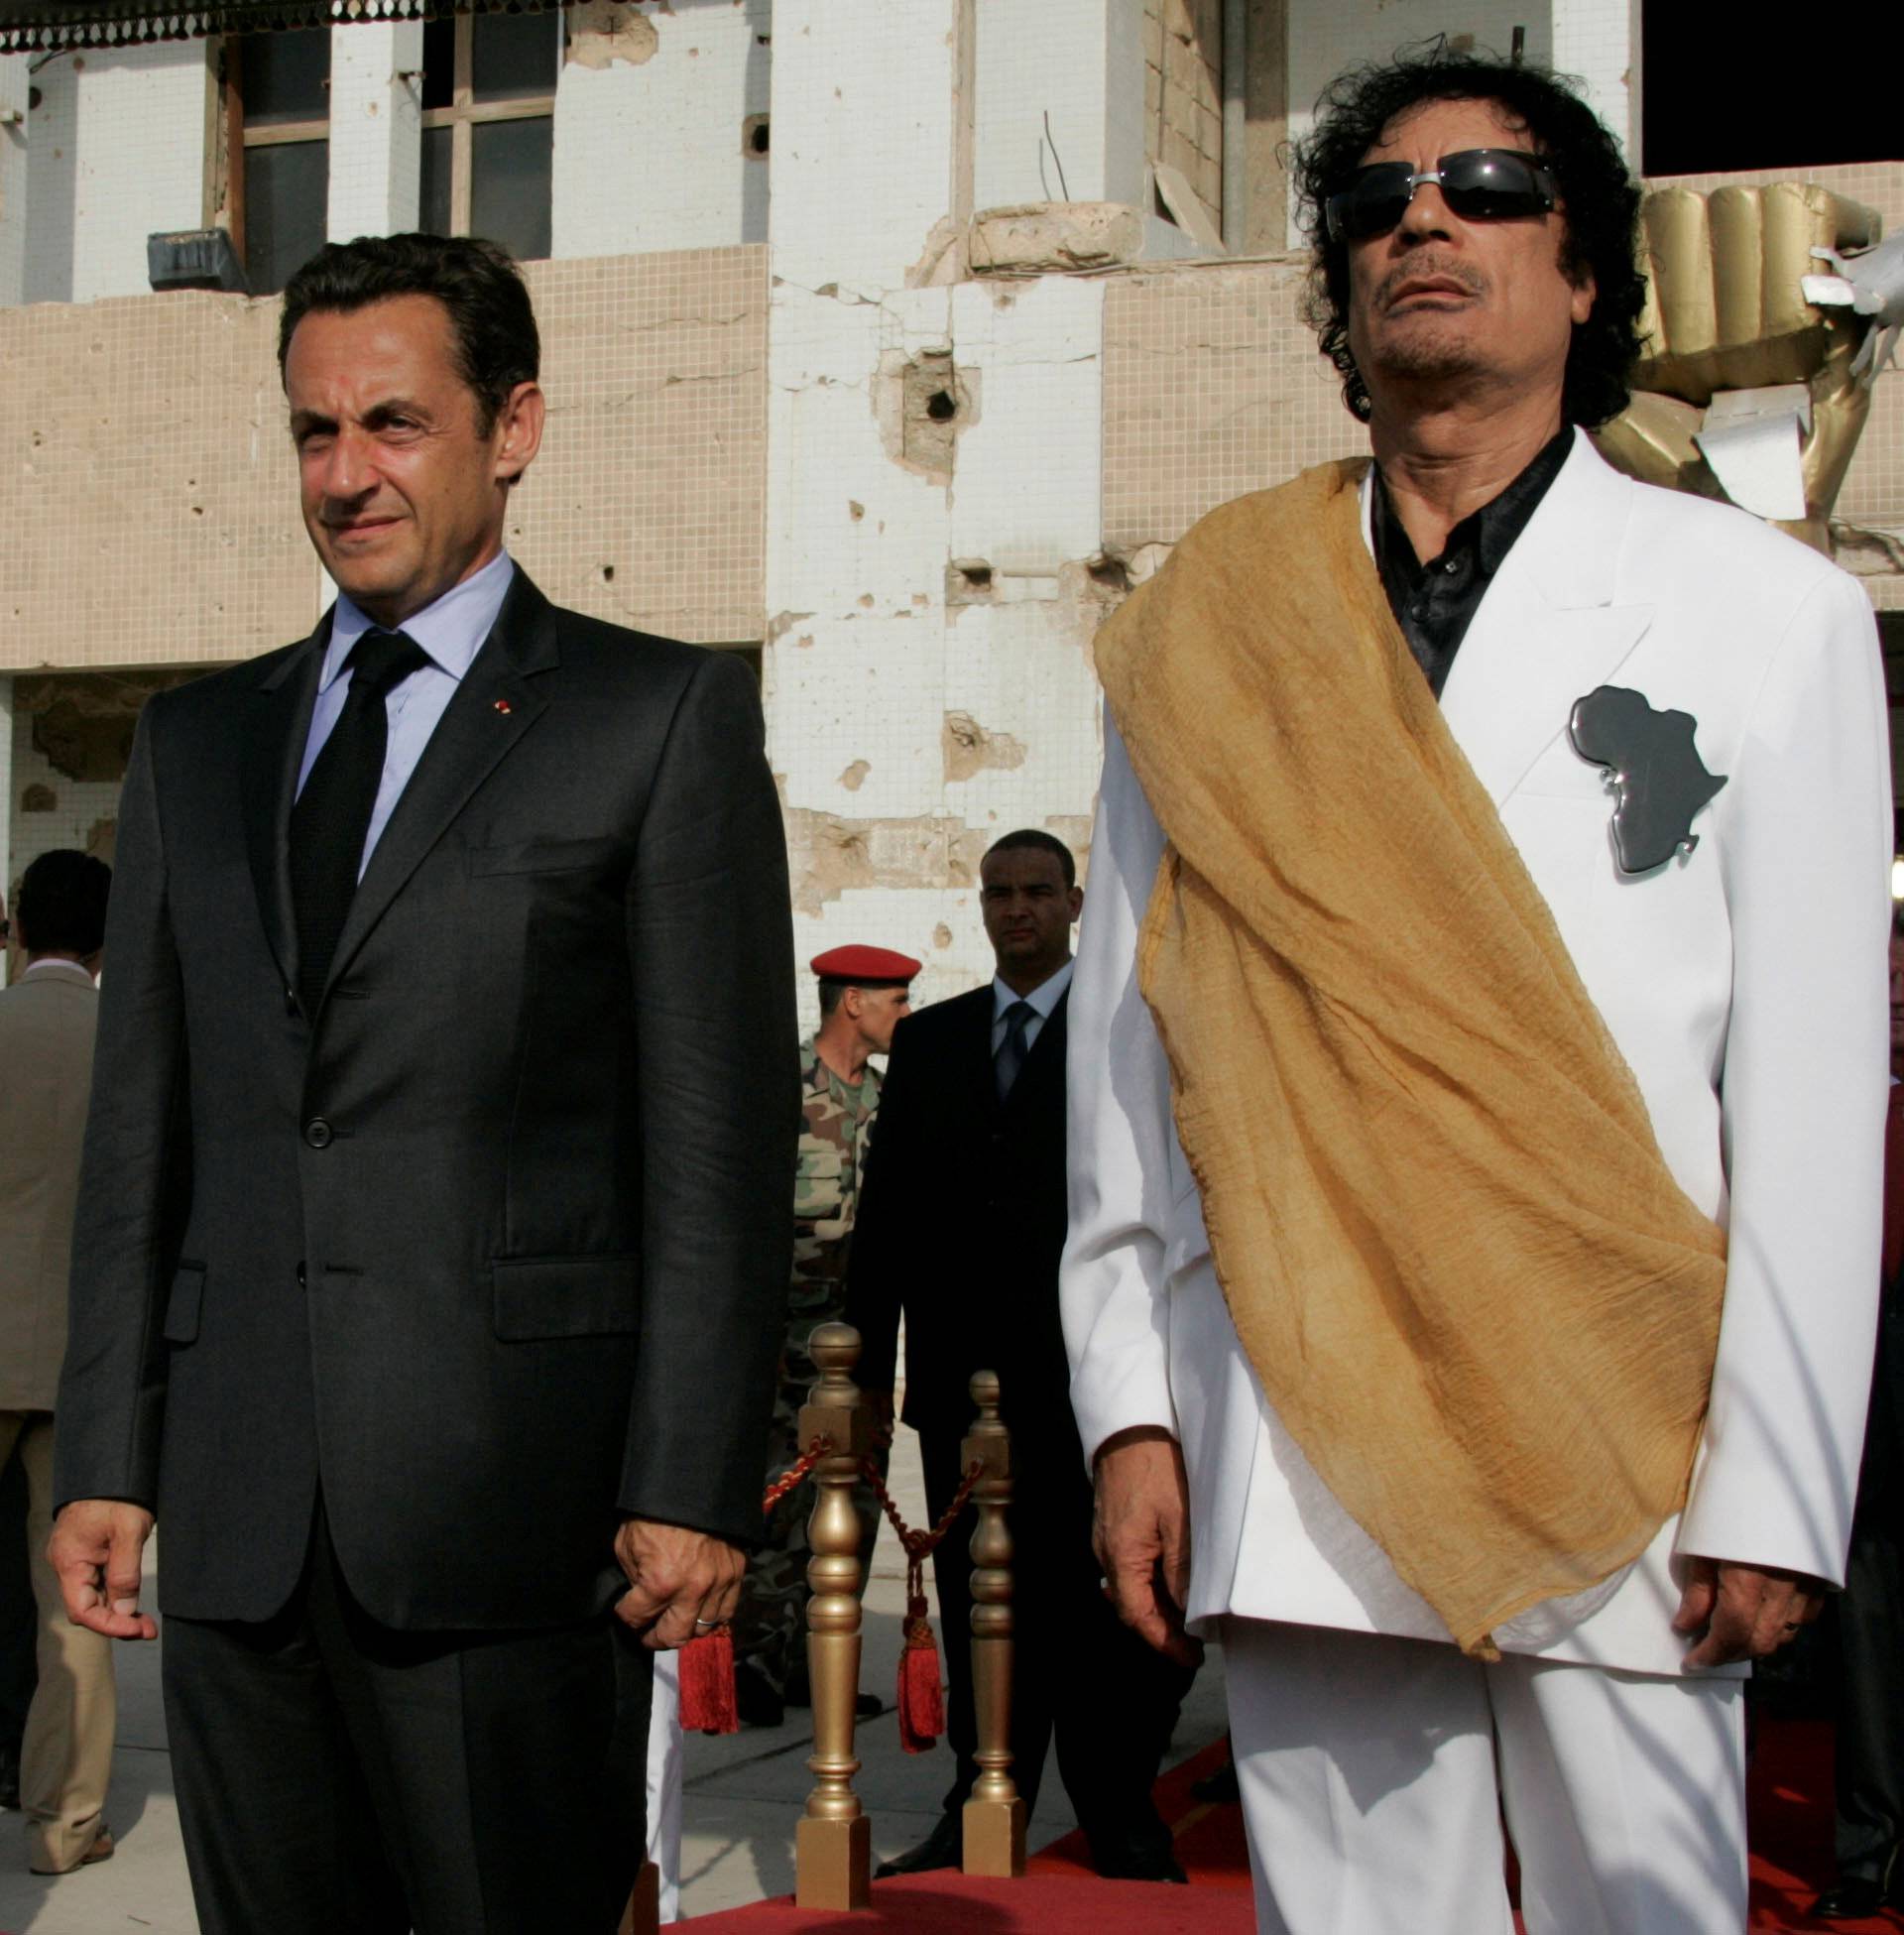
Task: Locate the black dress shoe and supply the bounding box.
[1812,1876,1886,1920]
[732,1660,784,1729]
[875,1810,962,1877]
[1088,1829,1189,1884]
[1190,1757,1239,1805]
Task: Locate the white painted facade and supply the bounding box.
[0,0,1894,1013]
[23,41,211,305]
[327,20,425,243]
[550,0,771,259]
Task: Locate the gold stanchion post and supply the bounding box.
[961,1370,1025,1876]
[795,1321,874,1910]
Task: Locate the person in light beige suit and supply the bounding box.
[0,849,115,1875]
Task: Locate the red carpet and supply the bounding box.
[686,1718,1898,1929]
[1743,1721,1904,1933]
[681,1872,1253,1930]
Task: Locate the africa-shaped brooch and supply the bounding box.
[1568,685,1727,876]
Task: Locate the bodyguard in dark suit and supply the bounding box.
[49,235,794,1934]
[849,829,1194,1882]
[1815,930,1904,1922]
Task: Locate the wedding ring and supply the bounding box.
[693,1617,720,1629]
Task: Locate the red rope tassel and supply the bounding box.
[678,1628,740,1736]
[897,1558,945,1754]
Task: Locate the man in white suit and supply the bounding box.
[1062,47,1890,1935]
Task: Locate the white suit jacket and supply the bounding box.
[1061,431,1892,1676]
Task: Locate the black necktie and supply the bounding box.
[289,629,428,1014]
[995,999,1035,1102]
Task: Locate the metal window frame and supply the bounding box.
[224,29,330,282]
[419,12,556,240]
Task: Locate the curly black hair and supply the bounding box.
[1290,42,1645,428]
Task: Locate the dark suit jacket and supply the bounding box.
[55,569,796,1631]
[846,981,1074,1452]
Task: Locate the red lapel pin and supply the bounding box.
[493,698,514,715]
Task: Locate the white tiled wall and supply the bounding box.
[0,56,25,305]
[973,0,1148,211]
[1552,0,1637,158]
[25,42,210,305]
[328,21,424,243]
[766,260,1108,1007]
[552,0,771,259]
[768,0,957,296]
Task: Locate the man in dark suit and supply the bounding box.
[849,828,1194,1882]
[48,235,794,1935]
[1815,923,1904,1921]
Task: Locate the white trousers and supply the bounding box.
[1224,1619,1746,1935]
[645,1649,683,1923]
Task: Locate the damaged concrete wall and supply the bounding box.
[972,0,1151,214]
[553,0,773,259]
[766,259,1112,1017]
[0,248,770,669]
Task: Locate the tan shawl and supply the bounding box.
[1096,458,1726,1657]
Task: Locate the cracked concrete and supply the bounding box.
[565,0,659,68]
[942,710,1027,782]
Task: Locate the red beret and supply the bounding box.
[810,944,922,986]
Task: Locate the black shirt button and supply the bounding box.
[303,1118,333,1149]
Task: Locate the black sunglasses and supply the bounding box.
[1325,148,1558,244]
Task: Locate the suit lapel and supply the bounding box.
[321,571,559,1004]
[966,986,1002,1120]
[1439,433,1655,809]
[241,620,327,997]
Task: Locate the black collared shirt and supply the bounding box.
[1371,427,1574,698]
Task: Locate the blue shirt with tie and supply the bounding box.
[296,550,516,879]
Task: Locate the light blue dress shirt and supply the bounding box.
[990,957,1074,1056]
[296,550,516,880]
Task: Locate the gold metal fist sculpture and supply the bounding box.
[1598,182,1885,554]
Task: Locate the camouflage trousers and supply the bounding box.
[732,1329,890,1699]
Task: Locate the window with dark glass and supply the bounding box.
[418,12,559,263]
[229,28,330,296]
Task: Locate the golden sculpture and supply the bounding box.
[1599,181,1882,554]
[795,1322,875,1910]
[960,1370,1026,1877]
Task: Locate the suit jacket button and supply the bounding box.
[285,987,299,1017]
[296,1263,306,1287]
[303,1118,333,1149]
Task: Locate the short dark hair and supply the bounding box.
[278,233,540,436]
[817,980,848,1020]
[1290,41,1646,429]
[983,828,1077,891]
[16,849,110,957]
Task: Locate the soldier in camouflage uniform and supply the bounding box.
[733,944,921,1725]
